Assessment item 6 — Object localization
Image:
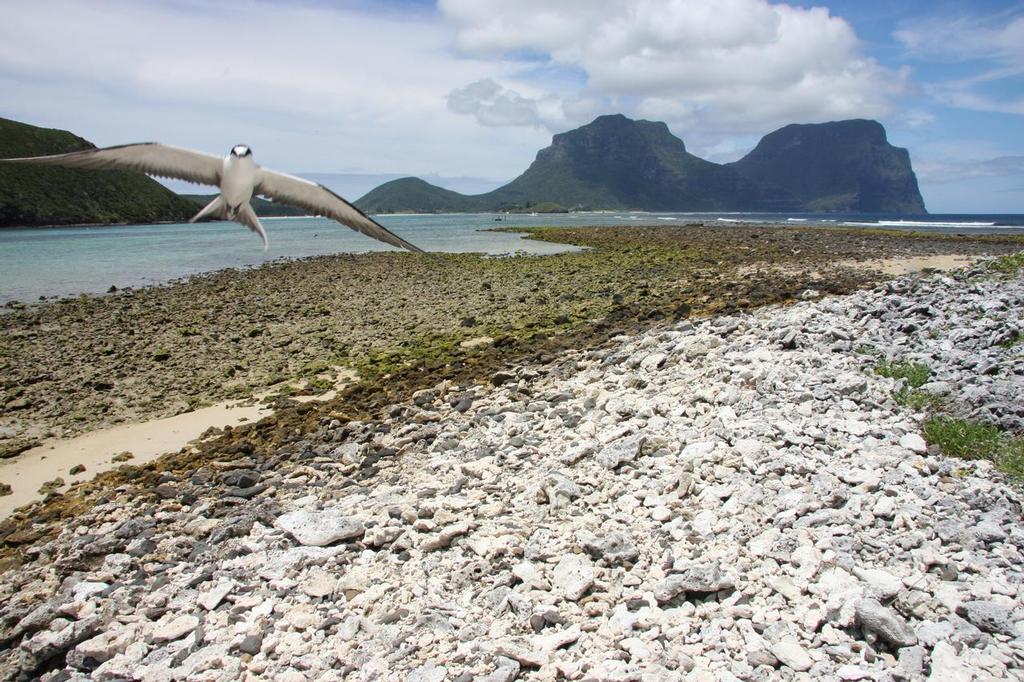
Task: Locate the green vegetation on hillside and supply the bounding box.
[875,360,944,409]
[0,117,198,227]
[353,177,490,214]
[507,202,568,213]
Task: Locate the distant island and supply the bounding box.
[0,113,926,228]
[356,115,926,214]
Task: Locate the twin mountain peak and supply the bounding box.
[357,114,926,214]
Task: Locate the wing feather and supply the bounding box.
[255,169,423,253]
[1,143,222,186]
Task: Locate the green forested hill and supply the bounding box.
[354,177,491,214]
[357,115,927,214]
[0,117,198,227]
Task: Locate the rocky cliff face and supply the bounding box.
[496,114,756,211]
[728,119,926,213]
[357,115,927,214]
[0,117,197,228]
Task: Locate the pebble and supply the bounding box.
[771,636,813,672]
[957,600,1015,635]
[552,554,594,602]
[855,598,918,648]
[148,615,199,644]
[653,562,733,604]
[898,432,928,453]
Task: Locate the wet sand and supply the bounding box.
[0,367,359,517]
[0,398,271,518]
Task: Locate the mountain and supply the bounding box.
[355,177,489,214]
[0,117,198,227]
[357,115,926,214]
[487,114,758,211]
[727,119,926,213]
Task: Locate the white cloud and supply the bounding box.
[921,86,1024,117]
[445,77,601,131]
[896,109,936,129]
[0,0,549,180]
[439,0,904,142]
[894,9,1024,115]
[448,79,546,127]
[915,156,1024,184]
[894,11,1024,66]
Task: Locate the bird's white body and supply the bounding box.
[219,149,257,217]
[0,142,424,253]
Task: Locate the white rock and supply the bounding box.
[552,554,594,602]
[837,664,873,680]
[899,433,928,454]
[301,566,336,598]
[276,509,365,546]
[71,581,109,601]
[928,641,972,682]
[149,615,199,643]
[853,567,903,600]
[768,575,803,602]
[770,636,813,672]
[197,581,234,611]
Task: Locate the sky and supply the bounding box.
[0,0,1022,213]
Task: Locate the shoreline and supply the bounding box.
[0,251,1021,679]
[3,220,1023,310]
[3,225,1023,460]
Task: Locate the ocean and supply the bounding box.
[1,211,1022,305]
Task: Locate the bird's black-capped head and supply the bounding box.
[230,145,252,157]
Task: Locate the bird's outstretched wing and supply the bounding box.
[255,169,424,253]
[1,143,222,186]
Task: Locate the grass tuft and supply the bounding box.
[875,360,939,407]
[990,252,1024,275]
[896,389,946,410]
[999,331,1022,348]
[875,360,931,387]
[922,416,1024,478]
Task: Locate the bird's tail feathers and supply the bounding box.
[234,203,268,251]
[190,195,226,223]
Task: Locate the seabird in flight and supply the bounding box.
[2,143,423,252]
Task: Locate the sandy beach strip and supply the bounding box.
[0,399,271,519]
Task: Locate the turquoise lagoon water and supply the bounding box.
[1,211,1022,305]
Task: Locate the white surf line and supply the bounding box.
[0,368,358,519]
